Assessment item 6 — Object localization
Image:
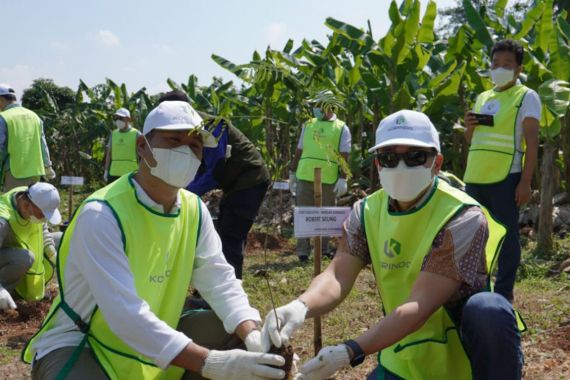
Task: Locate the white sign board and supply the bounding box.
[294,207,351,238]
[61,176,84,186]
[272,181,290,191]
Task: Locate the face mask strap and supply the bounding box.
[141,135,158,169]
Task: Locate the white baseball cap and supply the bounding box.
[0,83,15,96]
[143,101,217,147]
[368,110,440,153]
[28,182,62,225]
[114,108,131,118]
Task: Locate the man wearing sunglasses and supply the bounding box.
[262,110,522,379]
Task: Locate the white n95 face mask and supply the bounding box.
[490,68,515,87]
[143,141,201,188]
[115,120,126,129]
[379,160,435,202]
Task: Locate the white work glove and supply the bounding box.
[262,300,308,348]
[333,178,348,197]
[103,170,109,182]
[245,329,271,353]
[289,171,297,197]
[0,285,16,311]
[45,244,57,266]
[201,349,285,380]
[45,166,56,180]
[295,344,350,380]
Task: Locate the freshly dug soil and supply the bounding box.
[268,344,295,380]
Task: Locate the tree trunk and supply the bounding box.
[562,114,570,197]
[537,140,556,256]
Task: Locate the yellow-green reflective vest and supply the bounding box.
[296,118,344,184]
[0,107,45,179]
[23,175,200,380]
[0,187,50,301]
[362,179,506,380]
[464,85,529,184]
[109,128,139,176]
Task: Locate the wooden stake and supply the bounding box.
[313,168,322,355]
[68,185,73,222]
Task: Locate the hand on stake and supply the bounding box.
[201,349,285,380]
[262,299,308,348]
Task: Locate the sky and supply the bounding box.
[3,0,458,98]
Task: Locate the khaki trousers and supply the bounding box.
[31,309,243,380]
[2,169,40,192]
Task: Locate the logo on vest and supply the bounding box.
[312,127,326,142]
[381,238,410,270]
[383,238,401,258]
[149,251,173,283]
[481,100,500,115]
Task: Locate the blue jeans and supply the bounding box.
[466,173,522,301]
[216,181,269,279]
[367,292,523,380]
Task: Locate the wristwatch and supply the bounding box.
[344,339,365,367]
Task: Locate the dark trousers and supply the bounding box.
[217,182,269,279]
[367,292,523,380]
[466,173,521,300]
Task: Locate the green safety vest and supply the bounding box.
[0,106,45,179]
[0,187,50,301]
[296,118,344,184]
[23,175,201,380]
[109,128,139,176]
[362,179,506,380]
[464,85,529,184]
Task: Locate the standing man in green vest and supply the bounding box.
[0,182,61,310]
[464,39,541,302]
[24,101,285,380]
[263,110,523,379]
[0,84,55,191]
[104,107,141,182]
[289,90,351,262]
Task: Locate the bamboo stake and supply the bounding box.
[313,168,322,355]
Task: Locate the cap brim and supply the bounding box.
[368,138,437,153]
[45,209,62,225]
[151,125,218,148]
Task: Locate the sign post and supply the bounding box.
[61,176,84,221]
[313,168,322,355]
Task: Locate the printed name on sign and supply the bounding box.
[294,207,351,238]
[60,176,84,186]
[272,181,290,190]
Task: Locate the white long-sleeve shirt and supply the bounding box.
[31,179,261,369]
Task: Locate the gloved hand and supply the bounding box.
[201,349,285,380]
[45,166,56,180]
[103,170,109,182]
[0,285,16,311]
[333,178,348,197]
[289,171,297,197]
[45,244,57,266]
[244,329,271,353]
[261,300,308,348]
[295,344,350,380]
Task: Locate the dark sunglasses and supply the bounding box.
[376,150,436,168]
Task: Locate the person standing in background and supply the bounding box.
[0,84,55,191]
